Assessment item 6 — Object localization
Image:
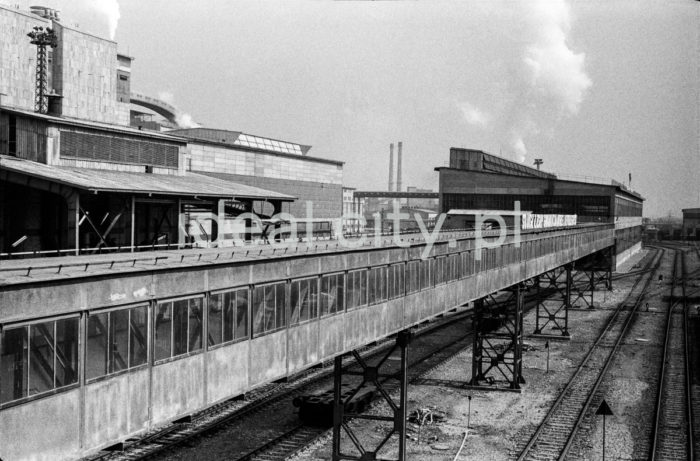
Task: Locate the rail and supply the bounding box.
[517,247,663,460]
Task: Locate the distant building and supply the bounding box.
[436,148,644,268]
[169,128,344,221]
[682,208,700,240]
[405,186,438,210]
[342,186,365,233]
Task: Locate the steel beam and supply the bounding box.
[470,284,525,390]
[533,265,571,336]
[332,330,411,461]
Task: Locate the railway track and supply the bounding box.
[516,248,663,461]
[650,249,693,460]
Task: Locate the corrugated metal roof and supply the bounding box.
[0,156,295,200]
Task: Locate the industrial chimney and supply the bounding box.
[388,143,394,192]
[396,141,403,193]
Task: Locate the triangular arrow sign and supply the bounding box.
[596,399,614,416]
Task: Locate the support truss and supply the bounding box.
[533,264,572,336]
[332,330,411,461]
[470,284,525,390]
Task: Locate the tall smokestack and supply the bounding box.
[388,143,394,192]
[396,141,403,192]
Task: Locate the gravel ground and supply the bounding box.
[292,249,655,461]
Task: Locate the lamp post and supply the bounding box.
[27,26,58,114]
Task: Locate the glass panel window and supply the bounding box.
[87,306,147,380]
[154,303,172,361]
[407,261,419,294]
[321,273,344,315]
[172,300,189,357]
[208,293,223,346]
[275,283,286,330]
[154,297,203,362]
[129,307,148,367]
[235,289,248,339]
[29,322,54,395]
[86,313,108,380]
[110,309,129,373]
[0,317,80,404]
[0,326,28,404]
[189,298,203,352]
[251,283,286,337]
[367,269,376,305]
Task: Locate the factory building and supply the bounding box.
[0,5,130,125]
[436,148,644,268]
[0,5,346,256]
[168,128,344,221]
[682,208,700,240]
[0,109,294,255]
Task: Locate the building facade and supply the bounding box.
[436,148,644,268]
[169,128,344,221]
[682,208,700,239]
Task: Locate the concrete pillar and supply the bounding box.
[65,192,80,255]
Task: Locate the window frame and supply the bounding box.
[0,313,81,409]
[153,294,205,365]
[207,287,250,350]
[85,303,149,383]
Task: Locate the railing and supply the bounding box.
[0,224,614,282]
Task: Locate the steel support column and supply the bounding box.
[332,330,411,461]
[470,284,525,390]
[533,265,571,336]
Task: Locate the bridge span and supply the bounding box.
[0,223,615,461]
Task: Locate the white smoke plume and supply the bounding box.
[90,0,120,40]
[460,102,491,128]
[522,0,591,116]
[175,112,200,129]
[158,91,201,129]
[462,0,591,163]
[508,0,591,160]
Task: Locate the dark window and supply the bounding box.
[420,259,431,290]
[290,278,319,325]
[368,267,387,305]
[320,273,345,316]
[86,305,148,380]
[0,317,78,405]
[407,261,420,294]
[208,288,249,347]
[154,297,203,362]
[252,283,286,337]
[347,270,367,309]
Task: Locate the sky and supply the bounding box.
[14,0,699,217]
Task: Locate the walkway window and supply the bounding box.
[0,317,79,405]
[346,269,367,309]
[154,297,203,362]
[387,263,405,299]
[87,305,148,380]
[367,267,386,305]
[291,277,319,324]
[407,261,420,294]
[320,273,344,316]
[208,288,248,347]
[252,283,286,337]
[420,259,431,290]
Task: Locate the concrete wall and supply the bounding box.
[0,6,48,111]
[615,241,642,270]
[188,142,342,185]
[0,6,131,125]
